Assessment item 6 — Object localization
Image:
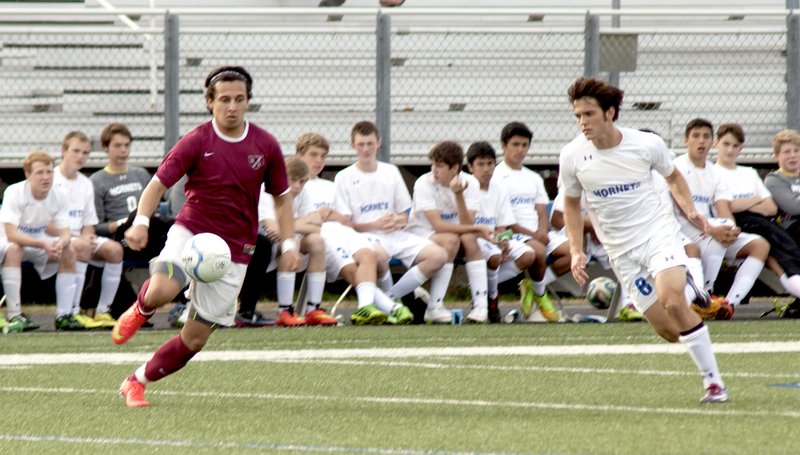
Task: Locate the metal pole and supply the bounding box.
[376,12,391,163]
[609,0,620,87]
[584,13,600,77]
[164,13,180,155]
[787,13,800,129]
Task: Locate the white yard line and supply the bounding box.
[0,433,518,455]
[2,385,800,420]
[2,341,800,366]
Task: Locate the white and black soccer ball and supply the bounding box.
[586,276,617,309]
[181,233,232,283]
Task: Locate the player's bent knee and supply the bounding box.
[150,259,191,289]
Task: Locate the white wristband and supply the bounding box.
[132,215,150,228]
[281,238,297,254]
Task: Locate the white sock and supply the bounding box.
[373,289,397,314]
[702,242,726,292]
[388,265,428,301]
[134,364,150,385]
[465,260,488,309]
[2,267,22,318]
[686,258,704,292]
[97,261,123,314]
[56,272,78,318]
[533,279,546,296]
[542,267,558,286]
[487,267,499,299]
[679,323,725,390]
[726,257,764,306]
[779,273,800,299]
[277,272,295,308]
[497,261,522,284]
[378,270,394,292]
[305,271,326,308]
[355,282,377,309]
[428,262,454,309]
[72,262,88,313]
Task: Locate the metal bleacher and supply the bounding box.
[0,1,793,168]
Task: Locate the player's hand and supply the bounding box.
[284,249,303,272]
[570,251,589,287]
[533,230,549,245]
[687,211,711,237]
[449,176,467,194]
[709,225,738,247]
[477,226,494,241]
[45,240,62,260]
[124,224,150,251]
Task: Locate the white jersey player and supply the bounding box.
[293,132,411,325]
[0,152,78,333]
[406,141,491,323]
[334,121,452,324]
[674,118,769,319]
[53,131,123,329]
[559,77,727,403]
[466,141,536,323]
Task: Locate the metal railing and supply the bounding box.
[0,6,796,167]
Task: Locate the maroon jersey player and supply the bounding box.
[113,66,300,408]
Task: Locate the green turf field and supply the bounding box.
[1,321,798,454]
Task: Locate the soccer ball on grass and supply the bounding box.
[181,233,232,283]
[586,276,617,309]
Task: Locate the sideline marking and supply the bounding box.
[2,385,800,420]
[2,341,800,366]
[0,433,519,455]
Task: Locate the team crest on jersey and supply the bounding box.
[248,155,264,170]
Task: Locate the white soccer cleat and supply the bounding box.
[424,306,452,324]
[466,307,488,324]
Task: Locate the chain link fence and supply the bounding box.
[0,8,794,170]
[178,30,376,165]
[0,24,167,168]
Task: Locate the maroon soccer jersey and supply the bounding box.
[156,120,288,264]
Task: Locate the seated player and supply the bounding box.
[334,121,453,324]
[406,140,491,323]
[465,141,537,323]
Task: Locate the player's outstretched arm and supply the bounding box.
[125,178,167,251]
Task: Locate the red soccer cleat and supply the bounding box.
[714,298,735,320]
[112,304,151,345]
[275,308,306,327]
[304,308,338,326]
[119,376,150,408]
[700,383,729,403]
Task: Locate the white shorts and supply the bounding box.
[158,224,246,327]
[546,230,611,269]
[0,236,60,279]
[321,222,373,282]
[478,237,534,262]
[684,217,764,261]
[366,230,433,269]
[609,230,688,314]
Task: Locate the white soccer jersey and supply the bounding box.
[258,184,275,223]
[713,163,771,203]
[491,160,549,232]
[0,180,70,240]
[295,178,335,217]
[475,180,516,230]
[53,168,99,235]
[549,190,589,232]
[673,153,732,219]
[407,171,480,237]
[334,161,412,225]
[558,127,677,258]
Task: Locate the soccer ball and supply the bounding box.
[586,276,617,309]
[181,233,232,283]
